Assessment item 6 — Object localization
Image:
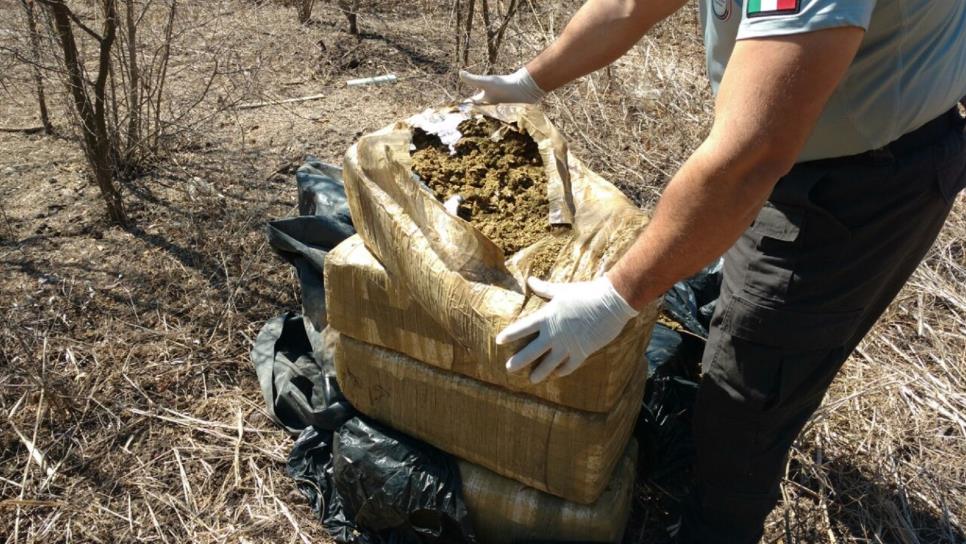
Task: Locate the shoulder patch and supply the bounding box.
[713,0,734,21]
[747,0,801,18]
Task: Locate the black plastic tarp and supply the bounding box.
[266,158,356,357]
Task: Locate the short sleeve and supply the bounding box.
[737,0,876,40]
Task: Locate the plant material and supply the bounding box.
[40,0,127,225]
[18,0,53,135]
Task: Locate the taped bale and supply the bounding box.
[333,334,645,504]
[325,235,648,413]
[341,104,659,412]
[325,235,457,373]
[459,440,637,544]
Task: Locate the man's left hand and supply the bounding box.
[495,275,638,383]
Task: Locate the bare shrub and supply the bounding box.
[28,0,225,225]
[455,0,519,71]
[40,0,128,224]
[338,0,360,35]
[18,0,53,134]
[296,0,314,24]
[294,0,358,33]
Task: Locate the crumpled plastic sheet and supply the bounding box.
[661,259,723,340]
[334,418,477,543]
[287,422,358,542]
[632,259,722,534]
[284,404,478,543]
[251,312,353,434]
[266,158,356,357]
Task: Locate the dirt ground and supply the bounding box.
[1,2,964,543]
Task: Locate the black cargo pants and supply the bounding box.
[679,107,966,544]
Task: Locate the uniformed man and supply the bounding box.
[461,0,966,541]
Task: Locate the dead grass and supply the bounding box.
[0,1,963,543]
[768,203,966,544]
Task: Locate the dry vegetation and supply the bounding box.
[1,1,963,543]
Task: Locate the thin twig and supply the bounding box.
[233,93,326,110]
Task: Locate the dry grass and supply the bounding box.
[769,203,966,544]
[1,1,963,543]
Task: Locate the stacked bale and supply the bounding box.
[328,104,658,540]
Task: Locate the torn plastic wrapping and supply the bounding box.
[342,104,659,413]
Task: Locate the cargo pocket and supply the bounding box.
[740,202,804,304]
[706,294,864,416]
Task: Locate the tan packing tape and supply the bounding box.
[325,235,652,413]
[459,440,637,544]
[334,334,645,504]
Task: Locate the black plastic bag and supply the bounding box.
[662,282,707,339]
[645,324,705,383]
[251,313,353,434]
[631,260,722,536]
[288,427,360,543]
[636,374,699,501]
[660,259,723,341]
[689,259,723,332]
[333,418,477,544]
[686,259,723,310]
[286,415,478,544]
[296,157,353,222]
[266,159,356,356]
[647,259,723,381]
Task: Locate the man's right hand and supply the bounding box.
[459,68,546,105]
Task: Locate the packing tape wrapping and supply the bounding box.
[459,440,637,544]
[326,235,653,412]
[334,334,645,504]
[341,104,659,413]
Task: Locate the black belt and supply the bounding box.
[880,106,964,156]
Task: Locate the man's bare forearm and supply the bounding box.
[606,29,866,310]
[525,0,687,92]
[607,139,785,309]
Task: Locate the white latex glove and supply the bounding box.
[459,67,546,105]
[495,276,638,384]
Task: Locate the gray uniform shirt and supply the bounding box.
[700,0,966,162]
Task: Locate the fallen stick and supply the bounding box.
[234,93,326,110]
[0,126,45,134]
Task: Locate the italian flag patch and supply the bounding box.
[747,0,800,17]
